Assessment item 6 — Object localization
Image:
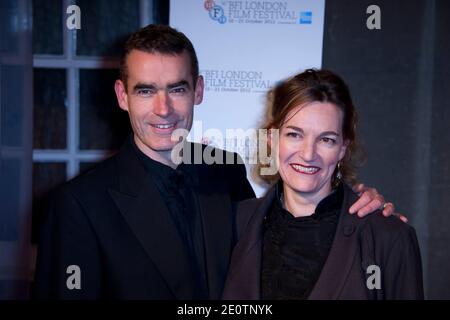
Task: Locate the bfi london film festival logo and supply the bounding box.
[204,0,227,24]
[202,69,272,94]
[203,0,310,25]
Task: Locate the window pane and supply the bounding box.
[32,0,63,55]
[79,69,131,150]
[33,68,67,149]
[76,0,139,57]
[32,162,67,243]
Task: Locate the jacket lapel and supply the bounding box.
[223,187,277,299]
[197,190,232,299]
[190,160,234,299]
[108,140,196,299]
[308,184,360,299]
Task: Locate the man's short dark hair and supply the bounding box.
[119,24,199,90]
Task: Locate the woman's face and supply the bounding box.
[276,101,348,203]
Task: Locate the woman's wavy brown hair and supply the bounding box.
[255,69,365,187]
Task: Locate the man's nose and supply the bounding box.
[153,91,172,117]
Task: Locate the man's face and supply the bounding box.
[115,50,204,163]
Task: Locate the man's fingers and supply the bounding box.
[352,183,366,195]
[356,197,384,217]
[349,190,379,214]
[389,211,409,223]
[348,192,369,213]
[382,202,395,216]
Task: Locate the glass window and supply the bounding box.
[32,0,63,55]
[33,68,67,149]
[76,0,140,57]
[79,68,131,150]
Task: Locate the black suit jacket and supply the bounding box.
[223,183,424,300]
[33,139,255,299]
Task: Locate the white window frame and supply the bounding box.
[32,0,153,179]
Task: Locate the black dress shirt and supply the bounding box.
[131,139,208,299]
[261,183,343,300]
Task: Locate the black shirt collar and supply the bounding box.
[274,181,343,221]
[130,136,199,187]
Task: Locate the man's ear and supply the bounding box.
[114,79,129,112]
[194,75,204,105]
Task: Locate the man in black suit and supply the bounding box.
[33,25,393,299]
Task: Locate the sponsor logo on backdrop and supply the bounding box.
[202,69,272,94]
[299,11,312,24]
[203,0,311,25]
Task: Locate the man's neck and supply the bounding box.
[133,135,177,169]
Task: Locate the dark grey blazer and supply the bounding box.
[223,183,424,300]
[33,138,255,299]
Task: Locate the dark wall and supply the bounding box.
[322,0,450,299]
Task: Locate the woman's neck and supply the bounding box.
[282,183,332,218]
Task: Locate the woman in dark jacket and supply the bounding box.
[223,69,423,300]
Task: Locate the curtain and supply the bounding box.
[0,0,33,299]
[322,0,450,299]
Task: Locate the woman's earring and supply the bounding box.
[336,162,342,180]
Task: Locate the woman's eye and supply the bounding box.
[321,137,336,144]
[286,132,300,138]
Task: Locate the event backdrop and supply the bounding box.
[170,0,325,195]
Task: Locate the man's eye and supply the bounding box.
[137,89,154,96]
[170,87,186,94]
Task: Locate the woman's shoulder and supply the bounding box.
[342,183,418,245]
[353,208,420,259]
[362,212,418,242]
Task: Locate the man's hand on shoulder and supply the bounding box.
[349,183,408,222]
